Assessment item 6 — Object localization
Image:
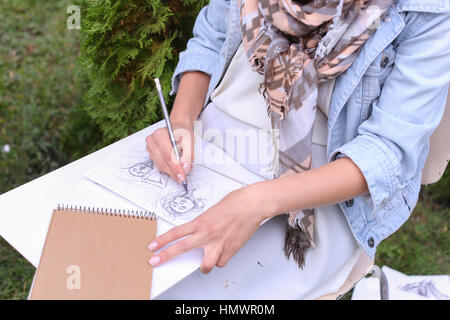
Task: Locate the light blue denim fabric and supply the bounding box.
[170,0,450,258]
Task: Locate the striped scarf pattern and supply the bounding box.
[239,0,392,267]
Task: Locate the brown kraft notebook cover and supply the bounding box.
[29,206,157,300]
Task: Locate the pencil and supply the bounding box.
[154,78,188,192]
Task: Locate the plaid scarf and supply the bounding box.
[239,0,392,267]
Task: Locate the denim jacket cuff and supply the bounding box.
[170,51,219,96]
[329,135,398,210]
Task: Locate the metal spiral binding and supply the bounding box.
[56,204,157,220]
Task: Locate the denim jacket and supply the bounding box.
[170,0,450,258]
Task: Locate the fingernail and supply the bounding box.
[148,241,157,251]
[149,255,160,266]
[182,162,191,174]
[176,173,185,184]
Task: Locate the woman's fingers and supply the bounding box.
[145,129,186,182]
[148,236,200,267]
[200,244,224,274]
[216,250,232,268]
[174,127,194,174]
[161,142,186,183]
[147,219,225,273]
[148,222,197,253]
[146,143,174,180]
[146,143,161,168]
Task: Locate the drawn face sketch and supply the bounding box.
[127,160,168,188]
[161,187,205,218]
[170,196,196,213]
[129,163,152,177]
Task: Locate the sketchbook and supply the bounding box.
[29,205,157,300]
[85,138,246,226]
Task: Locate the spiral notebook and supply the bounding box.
[29,205,157,300]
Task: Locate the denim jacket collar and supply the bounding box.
[395,0,450,13]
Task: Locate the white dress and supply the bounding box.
[157,44,368,300]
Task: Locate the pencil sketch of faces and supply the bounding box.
[126,160,168,189]
[161,186,205,219]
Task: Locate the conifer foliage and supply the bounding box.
[76,0,208,142]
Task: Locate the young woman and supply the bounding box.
[145,0,450,282]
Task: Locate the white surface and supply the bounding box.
[1,117,361,300]
[352,266,450,300]
[0,120,263,299]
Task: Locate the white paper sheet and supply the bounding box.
[352,265,450,300]
[85,140,245,226]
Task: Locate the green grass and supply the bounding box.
[0,239,34,300]
[0,0,101,193]
[0,0,448,300]
[0,0,78,192]
[0,0,98,300]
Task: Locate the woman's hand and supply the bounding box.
[145,121,194,184]
[145,71,211,184]
[147,184,274,273]
[146,157,369,273]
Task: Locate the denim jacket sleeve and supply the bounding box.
[170,0,229,96]
[331,13,450,220]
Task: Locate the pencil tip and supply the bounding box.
[183,182,188,192]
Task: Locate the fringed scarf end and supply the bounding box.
[283,219,312,269]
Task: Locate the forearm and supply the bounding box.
[252,157,369,220]
[170,71,211,126]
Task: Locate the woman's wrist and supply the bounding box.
[170,106,196,129]
[244,180,282,222]
[170,71,210,129]
[244,158,368,222]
